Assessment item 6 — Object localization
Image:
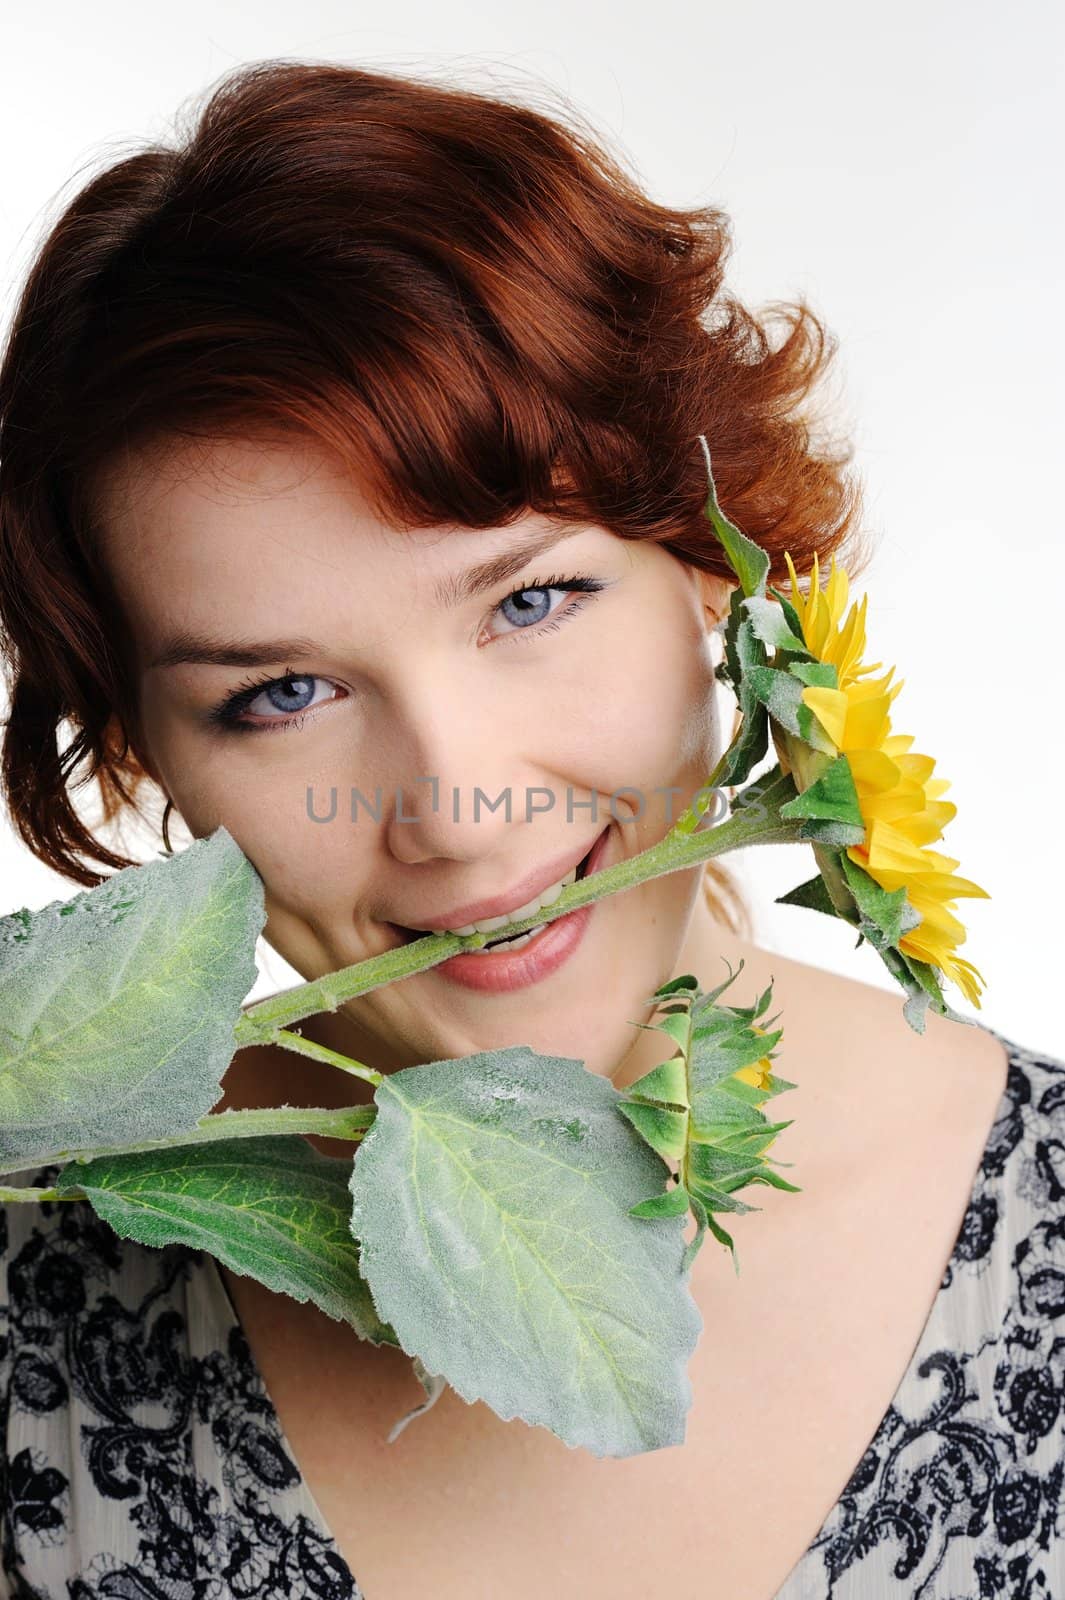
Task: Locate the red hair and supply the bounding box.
[0,59,874,940]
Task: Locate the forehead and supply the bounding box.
[91,435,390,658]
[88,432,604,665]
[92,432,401,565]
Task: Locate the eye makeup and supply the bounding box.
[205,570,611,735]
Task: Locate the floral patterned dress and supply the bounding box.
[1,1026,1062,1600]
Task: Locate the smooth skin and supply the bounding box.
[93,431,744,1095]
[91,433,1009,1600]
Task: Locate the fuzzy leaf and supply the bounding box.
[716,603,772,788]
[741,595,807,655]
[55,1134,395,1342]
[778,753,865,831]
[746,664,809,735]
[348,1046,703,1459]
[766,584,808,647]
[0,827,264,1170]
[700,449,769,597]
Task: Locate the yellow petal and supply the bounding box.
[801,686,848,748]
[776,549,984,1009]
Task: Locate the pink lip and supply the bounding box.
[414,821,613,994]
[390,826,607,933]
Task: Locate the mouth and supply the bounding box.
[389,826,606,950]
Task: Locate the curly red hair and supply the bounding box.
[0,59,874,940]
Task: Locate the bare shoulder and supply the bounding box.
[719,936,1010,1171]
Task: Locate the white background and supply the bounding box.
[1,0,1061,1054]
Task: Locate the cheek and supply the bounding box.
[596,608,715,780]
[181,775,370,929]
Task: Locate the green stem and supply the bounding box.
[269,1026,383,1086]
[0,1184,79,1203]
[234,765,803,1044]
[1,1103,377,1195]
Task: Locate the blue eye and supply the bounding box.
[492,573,605,639]
[208,570,608,735]
[207,670,340,735]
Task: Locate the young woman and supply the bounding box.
[0,59,1059,1600]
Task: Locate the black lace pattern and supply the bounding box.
[1,1029,1062,1599]
[0,1167,361,1598]
[775,1032,1065,1599]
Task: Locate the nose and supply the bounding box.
[376,669,550,868]
[387,774,535,866]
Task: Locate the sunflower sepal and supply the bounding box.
[617,1102,687,1161]
[774,874,838,918]
[716,703,770,793]
[824,852,974,1033]
[652,973,700,999]
[618,1051,689,1108]
[684,1196,747,1276]
[628,1185,692,1220]
[892,949,963,1033]
[777,753,864,832]
[856,914,977,1033]
[837,851,922,947]
[617,963,801,1277]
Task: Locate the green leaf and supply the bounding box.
[623,1054,690,1109]
[694,441,767,598]
[650,974,700,1000]
[0,827,264,1170]
[775,874,839,917]
[698,441,769,597]
[55,1134,395,1343]
[745,664,822,741]
[348,1046,703,1459]
[650,1012,693,1054]
[796,816,869,849]
[767,584,808,646]
[741,595,807,655]
[895,949,949,1031]
[789,660,840,690]
[715,604,771,789]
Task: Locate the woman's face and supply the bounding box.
[93,433,736,1091]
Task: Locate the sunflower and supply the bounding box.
[733,1056,774,1091]
[733,1029,777,1149]
[733,1024,775,1094]
[774,550,989,1008]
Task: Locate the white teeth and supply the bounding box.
[413,863,579,938]
[465,921,548,955]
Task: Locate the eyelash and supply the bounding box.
[207,571,609,735]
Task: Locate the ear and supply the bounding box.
[692,567,735,630]
[103,712,162,786]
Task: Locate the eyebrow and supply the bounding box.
[147,524,585,669]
